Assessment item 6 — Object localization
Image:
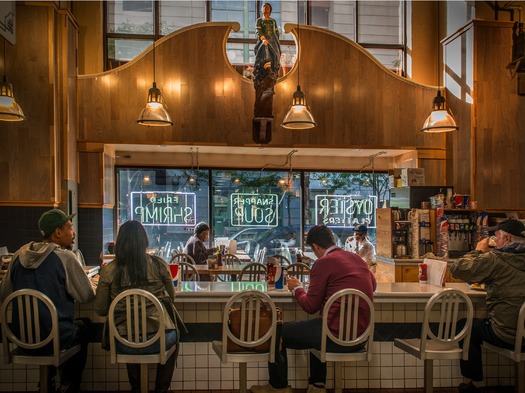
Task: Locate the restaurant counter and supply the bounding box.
[375,255,464,283]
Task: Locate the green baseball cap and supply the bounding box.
[38,209,76,238]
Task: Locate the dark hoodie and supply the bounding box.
[451,241,525,344]
[0,241,95,349]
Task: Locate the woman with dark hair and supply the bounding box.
[94,220,178,393]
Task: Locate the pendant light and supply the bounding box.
[0,38,26,122]
[281,24,316,129]
[421,4,458,133]
[137,40,173,126]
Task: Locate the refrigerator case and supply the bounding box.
[389,186,453,209]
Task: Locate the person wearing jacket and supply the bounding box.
[451,219,525,393]
[94,220,178,393]
[0,209,96,393]
[251,225,376,393]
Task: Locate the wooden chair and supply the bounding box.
[217,253,242,282]
[286,262,311,282]
[178,261,200,281]
[310,288,375,393]
[238,262,267,282]
[394,288,474,393]
[1,289,81,393]
[483,301,525,393]
[211,290,277,393]
[170,252,196,265]
[108,289,177,393]
[270,254,291,265]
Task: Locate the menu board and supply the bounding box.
[230,193,279,227]
[314,194,377,228]
[131,191,196,226]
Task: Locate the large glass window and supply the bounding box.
[116,167,388,262]
[105,1,406,74]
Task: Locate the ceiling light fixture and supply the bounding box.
[281,23,316,129]
[0,38,26,122]
[137,40,173,126]
[421,4,458,133]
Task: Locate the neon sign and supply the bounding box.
[131,191,196,226]
[230,193,279,227]
[315,194,377,228]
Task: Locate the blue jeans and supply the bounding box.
[458,318,516,381]
[268,318,364,388]
[117,330,178,393]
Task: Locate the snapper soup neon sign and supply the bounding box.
[230,193,279,227]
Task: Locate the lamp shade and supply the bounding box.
[281,85,316,129]
[421,90,458,133]
[137,82,173,126]
[0,76,26,121]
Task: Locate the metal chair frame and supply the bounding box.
[270,254,291,265]
[108,288,177,393]
[178,261,200,281]
[286,262,311,281]
[170,252,196,265]
[310,288,375,393]
[211,290,277,393]
[1,289,81,393]
[394,288,474,393]
[238,262,267,282]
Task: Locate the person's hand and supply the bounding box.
[263,39,268,46]
[346,236,355,243]
[475,237,490,253]
[90,274,100,289]
[287,276,301,291]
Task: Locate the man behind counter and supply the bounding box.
[451,219,525,393]
[0,209,96,393]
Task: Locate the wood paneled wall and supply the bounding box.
[77,23,444,150]
[444,20,525,209]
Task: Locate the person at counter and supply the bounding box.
[0,209,96,393]
[184,221,217,264]
[451,219,525,393]
[251,225,376,393]
[345,224,377,273]
[94,220,178,393]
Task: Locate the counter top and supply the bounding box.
[376,255,459,266]
[173,281,485,304]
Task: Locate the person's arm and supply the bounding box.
[93,271,112,317]
[192,240,208,264]
[154,255,176,302]
[450,249,495,283]
[292,261,328,314]
[58,249,96,303]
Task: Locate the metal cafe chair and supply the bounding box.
[211,290,278,393]
[178,261,200,281]
[170,252,196,265]
[270,254,291,265]
[1,289,81,393]
[238,262,267,282]
[483,301,525,393]
[286,262,311,282]
[394,288,474,393]
[108,289,177,393]
[310,288,375,393]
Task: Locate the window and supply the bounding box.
[116,167,388,262]
[105,1,406,74]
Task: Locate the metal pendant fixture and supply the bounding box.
[137,41,173,127]
[421,4,457,133]
[0,39,26,122]
[281,24,316,129]
[421,90,459,133]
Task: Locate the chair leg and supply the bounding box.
[39,365,50,393]
[334,362,343,393]
[424,359,433,393]
[516,361,525,393]
[239,362,247,393]
[140,364,148,393]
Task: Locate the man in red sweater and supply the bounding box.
[251,225,377,393]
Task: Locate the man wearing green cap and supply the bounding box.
[0,209,96,393]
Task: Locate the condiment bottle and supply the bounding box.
[418,262,427,284]
[217,252,223,267]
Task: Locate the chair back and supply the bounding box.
[318,288,375,362]
[108,288,173,365]
[239,262,267,282]
[178,261,200,281]
[219,290,277,363]
[1,288,78,366]
[286,262,311,281]
[257,247,267,263]
[170,252,196,265]
[420,288,474,360]
[223,253,241,266]
[270,254,291,266]
[514,301,525,356]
